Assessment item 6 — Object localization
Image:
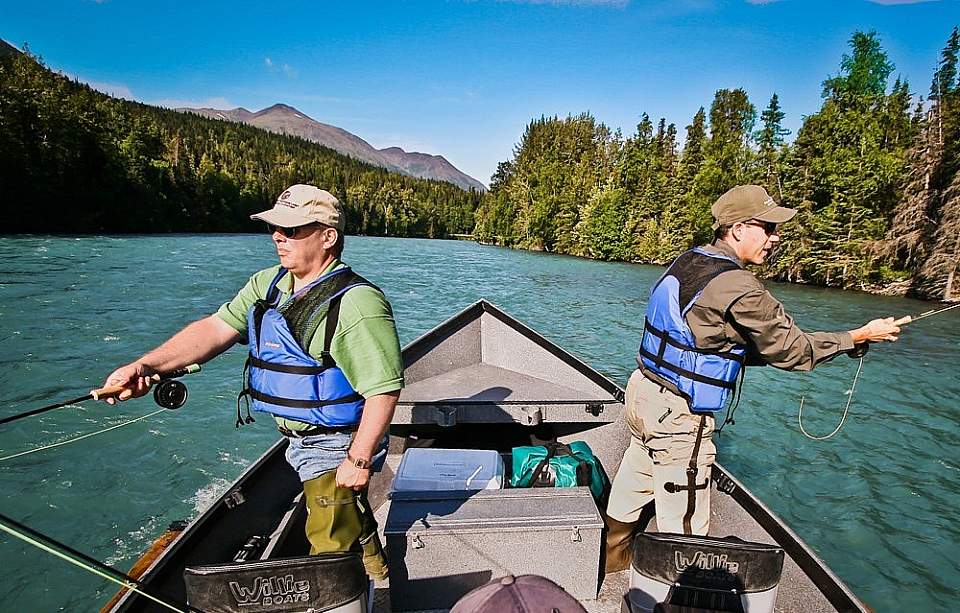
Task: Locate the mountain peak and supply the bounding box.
[176,103,485,191]
[258,103,303,116]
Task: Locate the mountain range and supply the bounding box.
[178,104,486,192]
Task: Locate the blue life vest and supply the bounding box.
[241,267,372,427]
[637,247,747,412]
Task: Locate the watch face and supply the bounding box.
[349,454,370,469]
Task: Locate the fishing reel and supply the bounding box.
[153,379,188,410]
[846,342,870,359]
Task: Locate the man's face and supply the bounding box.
[270,223,339,274]
[734,220,780,265]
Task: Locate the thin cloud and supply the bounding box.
[498,0,630,6]
[150,96,236,110]
[279,93,356,105]
[430,84,482,104]
[84,80,135,100]
[264,57,298,78]
[370,134,440,155]
[746,0,780,4]
[60,71,136,100]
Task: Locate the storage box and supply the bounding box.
[384,486,602,611]
[391,448,504,493]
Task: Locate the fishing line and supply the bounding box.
[798,355,864,440]
[797,301,959,441]
[0,512,203,613]
[0,408,166,463]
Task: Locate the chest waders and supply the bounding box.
[639,248,745,534]
[237,267,375,429]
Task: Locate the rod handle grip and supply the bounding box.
[91,364,200,400]
[90,385,125,400]
[893,316,912,326]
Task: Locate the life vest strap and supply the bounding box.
[643,320,745,362]
[247,355,328,375]
[638,347,738,390]
[321,293,343,368]
[247,388,364,409]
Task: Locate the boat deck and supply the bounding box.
[366,412,860,613]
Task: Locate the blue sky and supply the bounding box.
[2,0,957,186]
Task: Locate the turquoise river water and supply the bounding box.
[0,235,958,611]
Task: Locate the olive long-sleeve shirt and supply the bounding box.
[639,241,854,391]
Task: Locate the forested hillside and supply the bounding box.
[474,30,960,301]
[0,49,481,237]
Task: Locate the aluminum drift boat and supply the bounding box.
[105,300,870,613]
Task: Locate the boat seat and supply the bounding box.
[626,532,784,613]
[183,552,368,612]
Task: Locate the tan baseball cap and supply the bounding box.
[710,185,796,230]
[250,184,345,232]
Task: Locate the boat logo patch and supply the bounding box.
[674,550,740,582]
[228,574,310,607]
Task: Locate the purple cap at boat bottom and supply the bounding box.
[450,574,587,613]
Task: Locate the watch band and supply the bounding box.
[347,452,371,469]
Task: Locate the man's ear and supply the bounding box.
[730,223,743,242]
[323,228,339,249]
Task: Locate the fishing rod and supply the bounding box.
[0,511,205,613]
[798,301,959,440]
[0,364,201,427]
[893,301,960,326]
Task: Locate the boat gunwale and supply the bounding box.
[106,437,292,612]
[711,463,870,613]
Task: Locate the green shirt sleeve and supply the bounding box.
[306,284,405,398]
[215,265,284,339]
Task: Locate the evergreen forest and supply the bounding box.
[474,30,960,301]
[0,46,481,238]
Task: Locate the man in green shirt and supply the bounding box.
[101,184,403,580]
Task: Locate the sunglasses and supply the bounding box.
[267,224,317,239]
[743,220,779,235]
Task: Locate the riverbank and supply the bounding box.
[471,238,957,302]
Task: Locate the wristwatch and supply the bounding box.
[347,452,371,469]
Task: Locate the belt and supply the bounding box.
[278,425,357,438]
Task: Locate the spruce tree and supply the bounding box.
[756,93,790,199]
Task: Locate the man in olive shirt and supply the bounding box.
[603,185,903,572]
[102,184,403,580]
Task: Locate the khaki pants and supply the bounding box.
[606,369,716,535]
[303,471,389,580]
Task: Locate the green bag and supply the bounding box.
[510,441,608,500]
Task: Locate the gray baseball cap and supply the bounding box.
[711,185,796,230]
[450,575,587,613]
[250,184,345,231]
